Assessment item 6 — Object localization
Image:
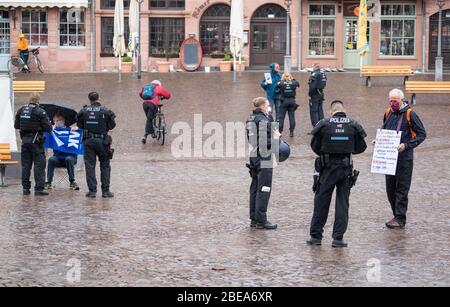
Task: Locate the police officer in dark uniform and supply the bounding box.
[308,63,327,127]
[14,92,52,196]
[77,92,116,198]
[246,97,282,230]
[276,73,299,137]
[307,100,367,248]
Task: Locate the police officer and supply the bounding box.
[308,63,327,127]
[246,97,284,230]
[307,100,367,248]
[276,72,300,137]
[14,92,52,196]
[77,92,116,198]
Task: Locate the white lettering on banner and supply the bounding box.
[68,131,81,149]
[51,131,65,147]
[371,129,402,176]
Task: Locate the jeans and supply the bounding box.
[47,155,77,183]
[143,103,157,136]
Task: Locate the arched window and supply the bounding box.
[253,4,287,19]
[200,4,231,56]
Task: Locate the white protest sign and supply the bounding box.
[0,75,17,151]
[371,129,402,176]
[264,73,272,84]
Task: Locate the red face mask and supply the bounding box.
[390,100,401,111]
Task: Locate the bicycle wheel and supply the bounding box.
[36,57,44,73]
[157,115,166,146]
[8,57,24,74]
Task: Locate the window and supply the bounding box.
[200,4,231,56]
[150,0,185,10]
[21,9,48,46]
[101,0,130,9]
[0,11,9,55]
[380,4,416,56]
[308,4,335,56]
[100,17,129,56]
[149,18,185,57]
[59,8,86,47]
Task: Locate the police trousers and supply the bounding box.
[84,138,111,193]
[385,159,414,225]
[21,142,46,191]
[310,162,352,240]
[278,98,297,133]
[249,156,273,224]
[309,97,324,127]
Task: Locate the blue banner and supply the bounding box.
[44,127,84,156]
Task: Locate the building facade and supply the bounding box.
[0,0,449,72]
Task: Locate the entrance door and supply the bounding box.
[250,4,288,68]
[429,9,450,70]
[0,11,10,72]
[251,22,286,67]
[343,18,370,69]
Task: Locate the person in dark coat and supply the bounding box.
[260,63,282,117]
[376,88,427,229]
[276,72,300,137]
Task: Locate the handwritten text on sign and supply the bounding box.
[371,129,402,176]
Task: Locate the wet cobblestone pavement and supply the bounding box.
[0,72,449,286]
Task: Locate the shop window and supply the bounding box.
[308,4,335,56]
[149,0,185,10]
[21,9,48,46]
[59,8,86,47]
[101,0,130,9]
[200,4,231,56]
[149,18,185,57]
[100,17,129,57]
[380,4,415,56]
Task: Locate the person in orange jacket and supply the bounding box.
[17,33,30,72]
[139,80,171,144]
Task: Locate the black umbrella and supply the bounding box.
[40,104,78,127]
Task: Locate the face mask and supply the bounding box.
[267,106,272,114]
[55,121,65,128]
[390,100,401,111]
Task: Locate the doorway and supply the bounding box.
[343,18,371,69]
[250,4,288,68]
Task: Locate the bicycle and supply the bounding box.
[153,102,167,146]
[8,47,44,74]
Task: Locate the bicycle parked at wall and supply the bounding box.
[8,47,44,74]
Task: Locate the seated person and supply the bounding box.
[45,114,79,190]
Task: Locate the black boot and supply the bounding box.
[256,221,278,230]
[35,190,49,196]
[306,237,322,246]
[86,191,96,198]
[250,220,257,228]
[102,191,114,198]
[332,239,348,248]
[23,189,31,196]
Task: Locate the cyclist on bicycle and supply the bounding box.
[139,80,171,144]
[17,34,30,72]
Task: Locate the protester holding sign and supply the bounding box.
[376,89,427,229]
[44,114,82,191]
